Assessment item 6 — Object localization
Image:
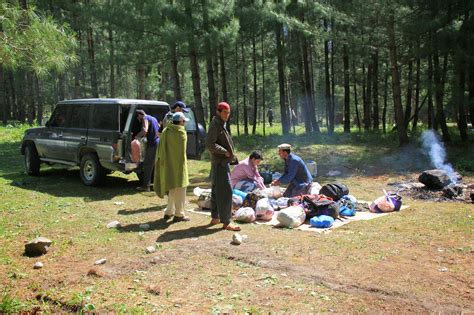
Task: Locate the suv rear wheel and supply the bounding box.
[24,144,40,176]
[80,153,106,186]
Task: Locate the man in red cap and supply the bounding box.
[205,102,241,231]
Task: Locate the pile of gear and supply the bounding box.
[195,183,403,229]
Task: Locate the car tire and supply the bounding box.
[80,153,106,186]
[24,144,40,176]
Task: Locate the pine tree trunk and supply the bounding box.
[137,64,146,99]
[404,56,413,130]
[219,45,228,102]
[17,73,26,123]
[58,74,66,101]
[8,72,17,121]
[456,59,468,141]
[242,41,248,135]
[261,35,266,136]
[343,44,350,133]
[324,31,331,131]
[297,38,311,133]
[235,42,240,136]
[427,55,434,129]
[352,60,361,132]
[108,28,116,98]
[185,0,205,129]
[0,66,5,125]
[412,57,421,132]
[34,75,43,125]
[26,72,35,125]
[329,23,335,134]
[276,23,290,134]
[387,13,408,145]
[169,43,181,100]
[382,63,389,133]
[87,25,99,98]
[364,63,372,131]
[252,37,258,135]
[202,0,217,124]
[469,68,474,127]
[303,35,319,133]
[433,47,450,141]
[72,2,81,98]
[372,50,379,131]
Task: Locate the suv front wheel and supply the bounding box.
[80,153,106,186]
[24,144,40,176]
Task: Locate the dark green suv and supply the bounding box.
[20,99,206,186]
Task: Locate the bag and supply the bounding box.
[131,139,141,163]
[303,195,339,219]
[234,207,256,223]
[232,194,243,210]
[242,189,265,210]
[339,205,355,216]
[370,192,402,213]
[319,183,349,201]
[255,198,274,221]
[276,206,306,228]
[197,194,211,210]
[310,215,335,228]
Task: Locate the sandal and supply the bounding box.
[223,224,241,231]
[210,218,220,225]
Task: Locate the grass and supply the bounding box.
[0,123,473,312]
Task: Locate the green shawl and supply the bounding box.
[153,123,189,198]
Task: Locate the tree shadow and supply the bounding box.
[118,205,167,216]
[117,217,173,233]
[156,224,222,243]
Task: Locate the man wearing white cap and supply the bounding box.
[271,143,313,197]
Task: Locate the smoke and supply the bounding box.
[420,130,456,183]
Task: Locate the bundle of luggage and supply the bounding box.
[196,183,402,229]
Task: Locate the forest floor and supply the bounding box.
[0,125,473,313]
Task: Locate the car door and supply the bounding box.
[184,109,199,158]
[37,104,69,160]
[62,104,89,162]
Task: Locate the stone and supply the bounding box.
[145,246,156,254]
[231,233,243,245]
[113,201,125,205]
[139,224,150,231]
[146,284,161,295]
[94,258,107,265]
[106,221,121,228]
[442,184,463,199]
[33,262,43,269]
[419,169,452,189]
[25,237,52,257]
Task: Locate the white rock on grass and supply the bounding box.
[146,246,156,254]
[113,201,125,205]
[33,262,43,269]
[231,233,243,245]
[106,221,121,229]
[94,258,107,265]
[139,224,150,231]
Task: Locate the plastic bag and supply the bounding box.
[131,139,141,163]
[369,191,402,213]
[310,215,334,228]
[276,206,306,228]
[255,198,274,221]
[234,207,256,223]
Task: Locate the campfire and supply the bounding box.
[389,169,474,203]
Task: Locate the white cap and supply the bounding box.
[277,143,292,150]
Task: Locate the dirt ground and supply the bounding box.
[1,169,473,313]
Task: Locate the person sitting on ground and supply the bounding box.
[154,112,190,222]
[271,143,313,197]
[230,151,266,192]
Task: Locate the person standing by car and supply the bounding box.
[154,112,190,222]
[135,109,160,192]
[158,100,189,136]
[206,102,241,231]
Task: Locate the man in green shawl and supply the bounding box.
[154,111,190,222]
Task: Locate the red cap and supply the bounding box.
[217,102,230,111]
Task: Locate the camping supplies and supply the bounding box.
[302,195,339,219]
[276,206,306,228]
[310,215,335,228]
[131,139,141,163]
[255,198,274,221]
[232,194,243,210]
[274,197,290,210]
[339,205,356,216]
[310,182,322,194]
[234,207,256,223]
[319,183,349,201]
[260,171,273,185]
[242,189,265,209]
[232,189,248,201]
[194,187,212,210]
[263,186,283,199]
[370,191,402,213]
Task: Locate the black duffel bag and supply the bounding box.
[319,183,349,201]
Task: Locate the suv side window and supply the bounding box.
[70,105,89,129]
[50,105,69,127]
[91,104,118,130]
[184,110,197,131]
